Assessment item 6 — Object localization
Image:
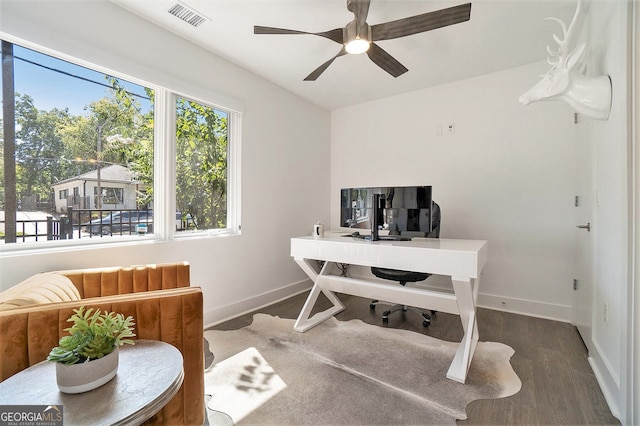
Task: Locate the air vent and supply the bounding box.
[168,2,209,28]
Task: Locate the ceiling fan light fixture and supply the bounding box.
[254,1,472,80]
[345,37,370,54]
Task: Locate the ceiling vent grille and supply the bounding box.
[168,2,209,28]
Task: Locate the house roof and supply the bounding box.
[52,164,141,187]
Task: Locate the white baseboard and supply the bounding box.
[477,293,573,323]
[203,279,312,329]
[204,279,572,328]
[588,343,622,421]
[348,271,573,323]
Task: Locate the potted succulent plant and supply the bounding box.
[47,306,135,394]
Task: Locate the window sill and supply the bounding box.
[0,229,242,257]
[173,228,241,240]
[0,234,161,257]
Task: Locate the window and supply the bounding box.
[94,187,124,207]
[175,97,228,231]
[1,39,240,247]
[1,40,154,243]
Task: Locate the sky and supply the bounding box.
[10,44,152,116]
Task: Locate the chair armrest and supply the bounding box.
[0,286,204,426]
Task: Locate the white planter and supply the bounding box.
[55,347,119,394]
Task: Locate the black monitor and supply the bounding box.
[340,186,433,237]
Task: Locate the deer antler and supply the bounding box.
[545,0,582,67]
[519,0,611,120]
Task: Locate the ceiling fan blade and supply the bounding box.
[347,0,371,31]
[304,48,348,81]
[366,42,408,78]
[254,26,344,44]
[371,3,471,41]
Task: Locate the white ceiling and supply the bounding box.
[110,0,578,110]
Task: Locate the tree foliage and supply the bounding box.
[14,94,71,201]
[6,74,229,230]
[176,97,227,229]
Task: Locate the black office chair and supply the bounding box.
[370,201,440,327]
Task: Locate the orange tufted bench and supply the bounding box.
[0,262,204,426]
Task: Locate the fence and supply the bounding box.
[4,216,62,242]
[1,207,154,242]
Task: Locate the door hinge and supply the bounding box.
[574,113,579,124]
[575,195,579,207]
[573,278,579,290]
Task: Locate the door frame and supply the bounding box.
[629,1,639,423]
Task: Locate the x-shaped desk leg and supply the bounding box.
[292,258,480,384]
[293,258,345,332]
[446,275,480,383]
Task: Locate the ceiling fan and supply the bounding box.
[254,0,472,81]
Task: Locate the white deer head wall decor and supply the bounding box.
[519,0,611,120]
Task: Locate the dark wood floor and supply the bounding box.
[209,291,620,425]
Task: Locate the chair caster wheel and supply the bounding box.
[422,320,431,327]
[370,304,376,310]
[382,316,389,324]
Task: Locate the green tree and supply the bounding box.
[15,94,71,206]
[101,83,229,229]
[176,98,227,229]
[57,79,153,208]
[100,82,154,207]
[10,71,228,230]
[56,114,98,176]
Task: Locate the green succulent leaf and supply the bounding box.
[47,306,136,365]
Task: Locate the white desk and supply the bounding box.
[291,234,488,384]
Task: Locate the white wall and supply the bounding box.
[0,1,331,326]
[330,2,633,421]
[331,62,577,321]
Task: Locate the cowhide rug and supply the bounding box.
[204,314,520,425]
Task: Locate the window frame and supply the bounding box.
[0,37,242,253]
[170,92,241,239]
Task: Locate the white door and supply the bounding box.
[573,114,595,350]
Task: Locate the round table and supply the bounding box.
[0,340,184,426]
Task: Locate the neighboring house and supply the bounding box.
[52,164,145,213]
